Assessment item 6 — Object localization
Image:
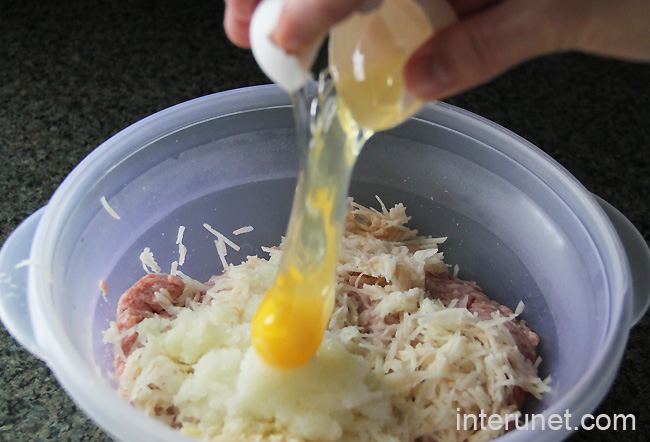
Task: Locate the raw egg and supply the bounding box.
[249,0,456,368]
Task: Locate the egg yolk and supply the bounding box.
[251,187,342,368]
[250,264,335,367]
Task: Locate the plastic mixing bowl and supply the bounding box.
[1,85,649,441]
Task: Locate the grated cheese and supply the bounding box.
[215,238,229,272]
[14,259,40,269]
[203,223,240,251]
[139,247,161,274]
[233,226,254,235]
[105,200,549,442]
[176,226,187,266]
[100,196,121,220]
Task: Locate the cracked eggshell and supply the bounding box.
[249,0,321,92]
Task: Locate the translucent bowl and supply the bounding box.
[1,85,649,441]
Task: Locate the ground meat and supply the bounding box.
[424,271,540,409]
[114,273,185,375]
[344,272,399,333]
[424,271,539,362]
[347,289,400,333]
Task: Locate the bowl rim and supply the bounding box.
[27,84,632,441]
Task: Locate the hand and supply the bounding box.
[404,0,650,100]
[223,0,366,52]
[224,0,650,100]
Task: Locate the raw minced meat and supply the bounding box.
[104,199,550,441]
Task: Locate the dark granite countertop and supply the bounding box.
[1,0,649,441]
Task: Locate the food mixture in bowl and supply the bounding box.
[104,199,549,442]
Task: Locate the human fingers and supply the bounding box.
[447,0,501,17]
[224,0,262,48]
[568,0,650,62]
[404,0,581,100]
[272,0,368,54]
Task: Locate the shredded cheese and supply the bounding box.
[139,247,161,274]
[14,259,40,269]
[215,238,229,272]
[203,223,240,251]
[100,196,121,220]
[176,226,187,266]
[105,200,549,442]
[233,226,254,235]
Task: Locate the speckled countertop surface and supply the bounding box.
[1,1,649,441]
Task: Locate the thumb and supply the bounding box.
[404,0,574,100]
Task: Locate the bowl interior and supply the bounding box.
[47,94,612,424]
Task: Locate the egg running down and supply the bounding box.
[249,0,457,368]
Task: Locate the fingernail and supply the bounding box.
[405,50,454,101]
